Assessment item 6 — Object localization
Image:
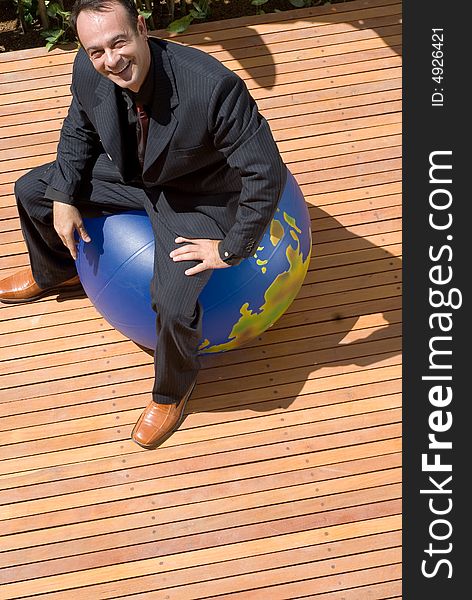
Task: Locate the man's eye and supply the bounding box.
[90,51,103,59]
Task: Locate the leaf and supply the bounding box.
[138,10,152,19]
[251,0,269,6]
[289,0,307,7]
[41,29,65,52]
[167,14,194,34]
[190,1,210,19]
[40,28,64,43]
[46,2,62,18]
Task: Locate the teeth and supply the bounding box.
[112,62,129,75]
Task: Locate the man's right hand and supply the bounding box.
[53,202,91,260]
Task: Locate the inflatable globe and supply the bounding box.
[76,171,312,353]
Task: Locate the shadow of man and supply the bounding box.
[197,203,401,414]
[180,0,402,89]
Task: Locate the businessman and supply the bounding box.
[0,0,286,449]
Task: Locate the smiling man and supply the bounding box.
[77,1,151,92]
[0,0,286,449]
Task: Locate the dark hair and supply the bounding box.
[70,0,139,36]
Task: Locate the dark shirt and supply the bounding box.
[121,50,155,181]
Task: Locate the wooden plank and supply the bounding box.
[167,564,401,600]
[0,149,401,187]
[0,60,401,110]
[0,249,402,322]
[0,29,401,95]
[0,180,398,220]
[13,572,402,600]
[0,114,402,170]
[1,376,401,450]
[164,0,401,39]
[87,559,401,600]
[0,316,402,395]
[214,27,401,72]
[185,12,402,56]
[0,287,400,361]
[2,422,400,501]
[2,480,400,574]
[0,514,401,597]
[0,2,401,67]
[0,451,401,524]
[0,395,401,475]
[0,291,402,358]
[0,0,401,65]
[0,96,401,153]
[0,87,401,135]
[0,302,401,377]
[0,25,399,87]
[0,144,401,187]
[0,127,401,165]
[0,313,401,406]
[0,533,401,599]
[3,531,401,588]
[203,581,402,600]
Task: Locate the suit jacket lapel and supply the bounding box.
[143,39,179,174]
[93,77,126,174]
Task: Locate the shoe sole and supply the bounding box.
[131,380,197,450]
[0,283,84,304]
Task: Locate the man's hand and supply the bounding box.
[53,202,91,260]
[170,237,230,276]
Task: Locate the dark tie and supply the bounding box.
[135,102,149,169]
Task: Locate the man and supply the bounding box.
[0,0,286,449]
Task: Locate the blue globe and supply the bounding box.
[76,171,312,353]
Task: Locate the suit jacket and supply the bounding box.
[48,38,287,259]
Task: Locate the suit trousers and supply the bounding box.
[15,160,216,404]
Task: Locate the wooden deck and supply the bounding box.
[0,0,402,597]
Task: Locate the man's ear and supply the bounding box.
[137,15,148,37]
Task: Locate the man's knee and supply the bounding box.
[152,292,199,327]
[14,165,49,211]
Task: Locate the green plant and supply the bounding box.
[289,0,331,7]
[13,0,38,32]
[40,1,71,50]
[168,0,212,34]
[252,0,269,16]
[135,0,155,29]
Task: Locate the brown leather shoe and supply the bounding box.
[131,381,196,449]
[0,268,82,304]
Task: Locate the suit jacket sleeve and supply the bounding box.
[208,74,287,259]
[46,65,100,205]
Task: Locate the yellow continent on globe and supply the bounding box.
[199,212,311,353]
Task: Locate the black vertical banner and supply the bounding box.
[404,1,468,598]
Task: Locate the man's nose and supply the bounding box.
[104,49,120,70]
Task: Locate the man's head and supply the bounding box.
[71,0,151,93]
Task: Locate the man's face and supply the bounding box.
[76,3,151,93]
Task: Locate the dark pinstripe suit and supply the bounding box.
[15,38,287,403]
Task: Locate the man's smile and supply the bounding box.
[110,61,131,75]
